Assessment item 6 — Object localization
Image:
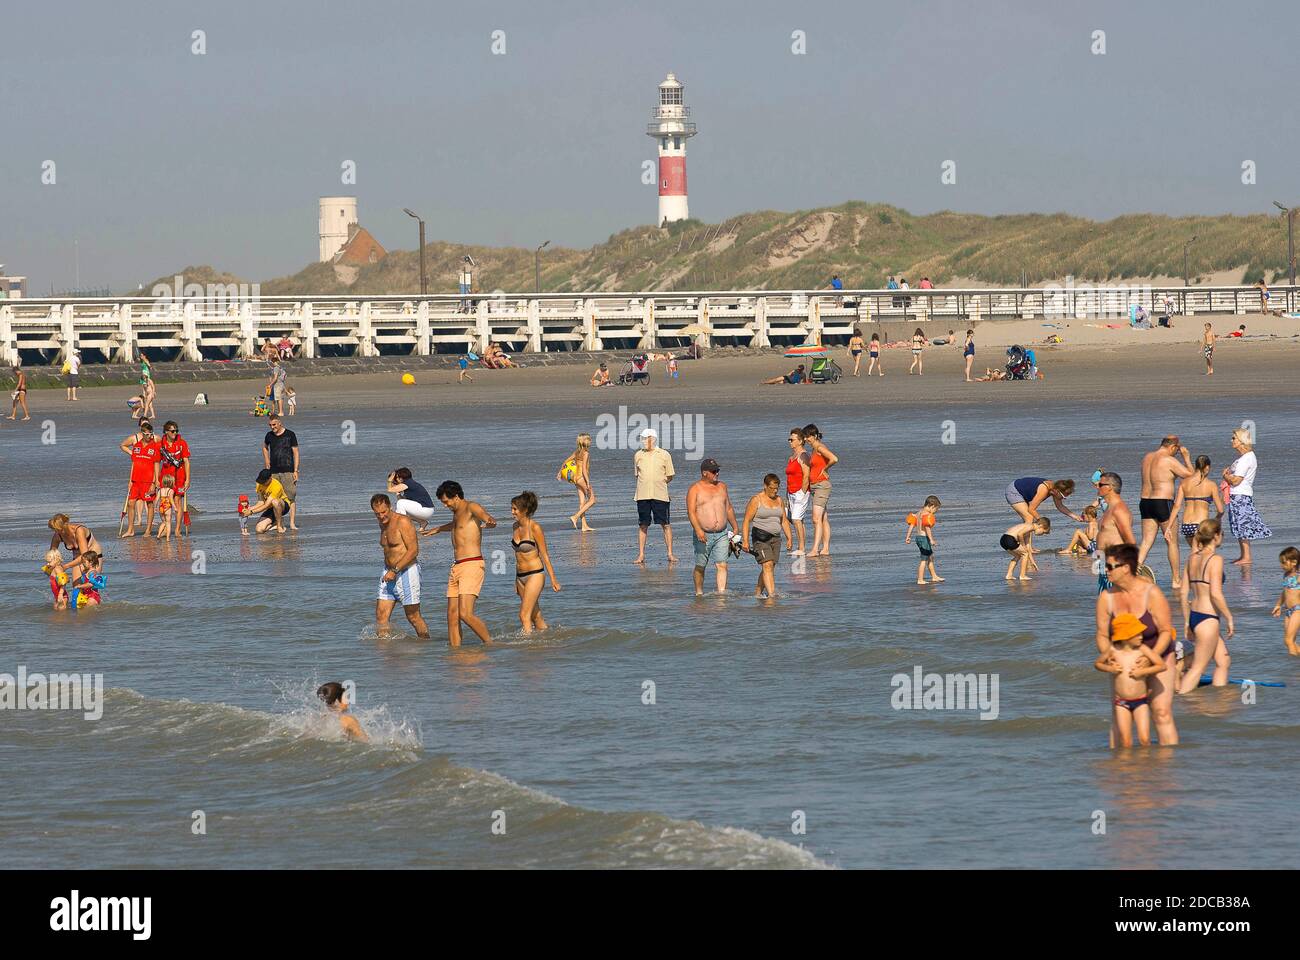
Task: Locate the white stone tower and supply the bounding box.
[646,73,697,225]
[319,197,358,262]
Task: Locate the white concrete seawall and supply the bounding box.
[2,285,1294,365]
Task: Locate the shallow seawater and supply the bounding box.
[2,389,1297,868]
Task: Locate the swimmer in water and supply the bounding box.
[316,682,368,742]
[1001,517,1050,581]
[1094,614,1167,748]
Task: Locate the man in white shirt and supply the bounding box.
[633,428,676,565]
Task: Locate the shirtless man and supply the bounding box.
[686,458,739,596]
[1094,471,1136,593]
[1136,436,1193,585]
[423,480,495,646]
[371,494,430,639]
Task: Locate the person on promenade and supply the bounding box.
[424,480,494,646]
[510,491,560,633]
[743,473,792,599]
[1094,472,1135,593]
[1170,456,1221,553]
[785,428,811,557]
[119,420,161,537]
[558,433,596,531]
[371,493,431,640]
[7,364,30,421]
[1255,278,1273,315]
[262,416,300,530]
[633,428,676,564]
[1094,543,1178,746]
[1176,519,1233,693]
[1199,322,1215,376]
[1136,436,1194,585]
[687,458,738,596]
[1222,427,1270,565]
[804,424,837,557]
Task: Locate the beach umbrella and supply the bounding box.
[783,345,827,358]
[678,323,710,336]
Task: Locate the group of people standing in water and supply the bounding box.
[1004,426,1293,748]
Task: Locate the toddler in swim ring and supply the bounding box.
[1095,614,1166,748]
[1059,505,1099,556]
[904,496,943,585]
[67,551,105,609]
[1271,546,1300,656]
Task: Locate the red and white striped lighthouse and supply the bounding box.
[646,73,697,226]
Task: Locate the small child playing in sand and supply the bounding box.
[904,496,944,584]
[316,682,368,742]
[1271,546,1300,656]
[1001,518,1049,580]
[1059,505,1099,556]
[666,353,679,379]
[1095,614,1167,747]
[285,386,297,415]
[154,474,176,539]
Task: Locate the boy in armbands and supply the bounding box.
[904,496,944,584]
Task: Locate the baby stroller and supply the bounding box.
[617,354,651,385]
[1005,345,1033,380]
[808,356,843,384]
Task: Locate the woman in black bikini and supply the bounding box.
[1094,543,1178,746]
[1176,519,1233,693]
[1170,455,1222,552]
[510,491,560,634]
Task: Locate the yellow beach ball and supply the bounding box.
[401,373,416,386]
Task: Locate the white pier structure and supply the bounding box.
[1,285,1295,365]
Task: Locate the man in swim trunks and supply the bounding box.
[786,428,812,557]
[371,493,430,639]
[119,420,161,537]
[686,458,739,596]
[1094,472,1135,593]
[158,420,192,537]
[424,480,495,646]
[1137,436,1193,584]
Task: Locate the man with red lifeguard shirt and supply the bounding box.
[119,419,161,537]
[158,420,192,536]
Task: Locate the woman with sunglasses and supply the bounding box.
[1094,543,1178,746]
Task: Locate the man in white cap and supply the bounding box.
[633,427,676,564]
[65,348,81,401]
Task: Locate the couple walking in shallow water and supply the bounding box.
[786,424,836,557]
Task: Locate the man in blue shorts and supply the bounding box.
[687,458,739,596]
[372,493,430,638]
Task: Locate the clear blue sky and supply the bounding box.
[2,0,1296,293]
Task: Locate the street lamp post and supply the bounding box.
[1274,201,1296,288]
[403,208,427,295]
[1182,235,1197,287]
[535,240,550,293]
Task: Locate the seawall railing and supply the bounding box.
[2,284,1295,365]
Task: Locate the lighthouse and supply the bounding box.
[646,73,697,226]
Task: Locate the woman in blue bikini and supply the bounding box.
[1176,519,1233,693]
[1170,455,1223,552]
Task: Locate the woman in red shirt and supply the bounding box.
[804,424,839,557]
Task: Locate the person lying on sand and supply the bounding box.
[761,364,807,385]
